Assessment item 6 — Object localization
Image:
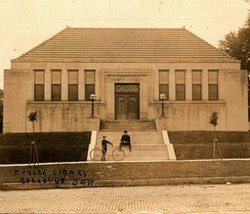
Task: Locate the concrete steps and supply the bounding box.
[100,120,156,131]
[93,144,169,161]
[96,131,164,145]
[94,129,170,161]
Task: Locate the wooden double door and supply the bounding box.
[115,84,140,120]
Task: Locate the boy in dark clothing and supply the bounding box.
[119,130,132,152]
[101,136,113,161]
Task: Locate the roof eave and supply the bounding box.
[11,57,240,64]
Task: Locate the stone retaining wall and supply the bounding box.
[1,159,250,189]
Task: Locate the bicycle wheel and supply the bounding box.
[112,148,125,161]
[90,148,103,161]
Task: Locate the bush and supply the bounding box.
[0,132,91,164]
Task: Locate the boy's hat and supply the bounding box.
[103,136,106,138]
[124,130,128,133]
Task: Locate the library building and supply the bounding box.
[3,27,248,133]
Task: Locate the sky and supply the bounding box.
[0,0,249,89]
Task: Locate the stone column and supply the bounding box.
[153,69,159,101]
[95,69,101,101]
[202,69,208,100]
[78,70,84,100]
[169,69,175,101]
[61,69,68,101]
[186,69,192,101]
[45,69,51,101]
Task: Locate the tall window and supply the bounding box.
[192,70,202,100]
[175,70,185,100]
[208,70,218,100]
[68,70,78,101]
[34,70,44,101]
[51,70,61,101]
[85,70,95,100]
[159,70,169,100]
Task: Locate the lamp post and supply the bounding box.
[160,93,166,117]
[90,94,96,118]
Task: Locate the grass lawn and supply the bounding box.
[1,131,249,163]
[0,132,91,164]
[168,131,250,160]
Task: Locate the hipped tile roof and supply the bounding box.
[13,27,238,63]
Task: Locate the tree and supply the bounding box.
[209,111,218,133]
[209,111,222,160]
[28,111,39,165]
[28,111,38,140]
[219,11,250,120]
[219,12,250,72]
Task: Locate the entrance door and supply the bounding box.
[115,84,140,119]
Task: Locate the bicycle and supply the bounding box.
[90,144,125,161]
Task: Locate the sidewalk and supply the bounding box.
[0,184,250,213]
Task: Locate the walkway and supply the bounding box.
[0,184,250,213]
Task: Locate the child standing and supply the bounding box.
[101,136,113,161]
